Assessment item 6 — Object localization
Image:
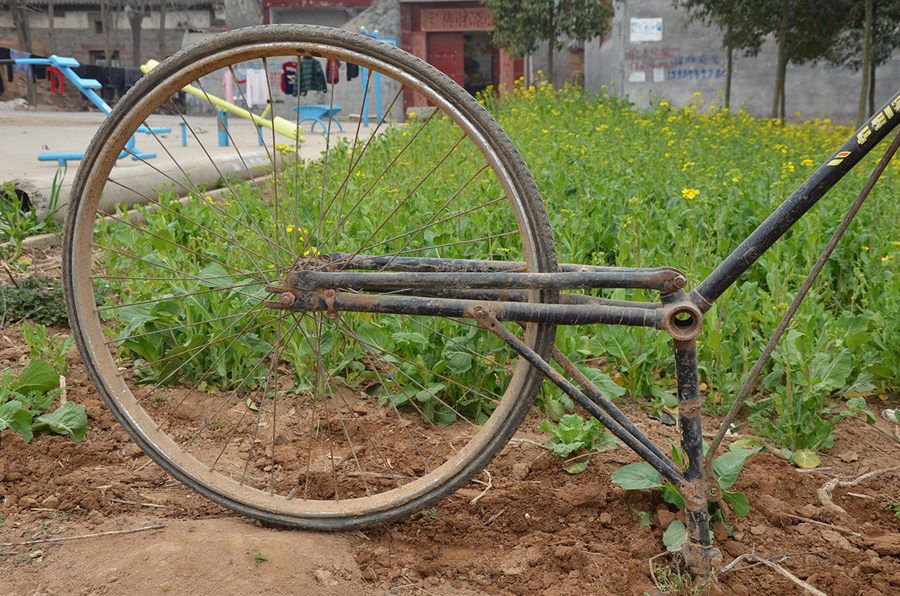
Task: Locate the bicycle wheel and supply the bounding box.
[63,25,557,528]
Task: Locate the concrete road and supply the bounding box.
[0,110,369,221]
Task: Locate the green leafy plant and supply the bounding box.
[21,321,74,375]
[538,413,618,473]
[885,500,900,521]
[248,548,269,564]
[750,322,876,467]
[611,447,760,551]
[0,275,69,326]
[0,172,64,261]
[0,358,86,444]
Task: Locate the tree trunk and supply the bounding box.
[547,4,556,84]
[780,80,786,121]
[725,13,734,110]
[8,0,36,105]
[47,0,56,55]
[102,0,116,66]
[158,0,167,59]
[127,5,144,67]
[868,58,876,117]
[772,0,790,121]
[857,0,873,128]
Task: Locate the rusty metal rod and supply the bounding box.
[471,308,686,485]
[266,290,667,327]
[287,268,685,293]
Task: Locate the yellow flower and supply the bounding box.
[883,255,893,263]
[800,159,815,167]
[682,188,700,200]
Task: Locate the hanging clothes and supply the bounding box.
[124,68,142,92]
[222,68,234,105]
[298,56,327,96]
[106,67,125,98]
[48,66,64,94]
[325,59,339,85]
[0,47,9,93]
[346,62,359,81]
[245,68,268,108]
[281,61,297,96]
[9,49,32,81]
[31,56,47,80]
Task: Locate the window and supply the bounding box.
[89,50,120,68]
[94,20,103,34]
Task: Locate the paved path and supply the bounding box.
[0,110,370,220]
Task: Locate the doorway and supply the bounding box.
[463,31,493,95]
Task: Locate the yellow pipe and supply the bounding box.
[141,60,304,142]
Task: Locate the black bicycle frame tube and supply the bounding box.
[693,90,900,311]
[673,338,720,571]
[472,309,686,486]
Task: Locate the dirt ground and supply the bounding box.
[2,250,900,596]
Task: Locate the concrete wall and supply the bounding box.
[0,4,224,67]
[586,0,900,123]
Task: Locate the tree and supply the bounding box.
[8,0,36,105]
[158,0,167,60]
[484,0,615,83]
[100,0,119,67]
[826,0,900,126]
[124,1,150,67]
[749,0,851,121]
[673,0,766,109]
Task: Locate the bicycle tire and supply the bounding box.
[63,24,557,528]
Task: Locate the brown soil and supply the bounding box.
[2,251,900,596]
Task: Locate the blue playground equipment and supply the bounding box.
[291,104,344,133]
[359,28,398,128]
[12,55,170,166]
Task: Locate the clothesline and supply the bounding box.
[0,46,142,100]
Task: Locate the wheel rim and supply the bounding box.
[65,26,555,525]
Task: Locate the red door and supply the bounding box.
[427,32,464,88]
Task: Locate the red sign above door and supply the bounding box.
[421,8,493,32]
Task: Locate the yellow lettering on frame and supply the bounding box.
[872,112,887,131]
[857,126,872,145]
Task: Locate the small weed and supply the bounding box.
[423,507,438,519]
[21,321,74,376]
[885,500,900,521]
[539,413,618,473]
[0,276,69,327]
[248,548,269,564]
[649,562,703,595]
[612,445,759,551]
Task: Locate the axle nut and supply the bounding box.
[280,292,296,307]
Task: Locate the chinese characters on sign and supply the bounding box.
[630,18,663,43]
[625,48,725,83]
[420,9,494,32]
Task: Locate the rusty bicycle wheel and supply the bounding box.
[63,25,557,528]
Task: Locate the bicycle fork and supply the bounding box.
[472,294,722,576]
